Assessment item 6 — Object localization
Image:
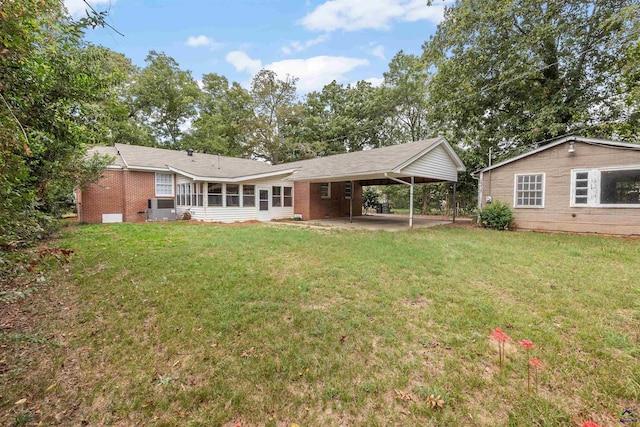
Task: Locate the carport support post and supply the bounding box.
[452,182,457,224]
[409,176,414,229]
[349,180,354,223]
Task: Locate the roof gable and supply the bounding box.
[479,136,640,173]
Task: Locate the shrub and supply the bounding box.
[480,201,513,230]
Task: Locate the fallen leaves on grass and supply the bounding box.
[426,394,445,409]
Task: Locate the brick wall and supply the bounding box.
[123,171,158,222]
[78,170,125,224]
[294,181,362,220]
[78,170,173,223]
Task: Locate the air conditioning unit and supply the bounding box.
[147,198,177,221]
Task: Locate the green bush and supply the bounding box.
[480,201,513,230]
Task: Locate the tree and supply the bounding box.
[185,73,253,157]
[295,80,394,157]
[0,0,115,253]
[129,51,200,148]
[424,0,640,160]
[90,46,155,146]
[247,69,300,164]
[383,51,432,142]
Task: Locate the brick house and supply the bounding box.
[77,137,465,224]
[477,136,640,235]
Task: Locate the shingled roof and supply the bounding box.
[89,137,465,183]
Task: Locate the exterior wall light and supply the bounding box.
[568,142,575,153]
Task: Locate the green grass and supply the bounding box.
[2,222,639,426]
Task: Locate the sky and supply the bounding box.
[66,0,449,94]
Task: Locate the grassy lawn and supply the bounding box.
[2,222,639,426]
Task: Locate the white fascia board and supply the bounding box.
[284,169,392,182]
[127,165,171,172]
[105,165,123,170]
[167,166,297,182]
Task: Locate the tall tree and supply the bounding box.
[90,47,155,146]
[0,0,114,251]
[248,69,300,164]
[383,51,432,142]
[185,73,252,156]
[129,51,200,148]
[424,0,640,162]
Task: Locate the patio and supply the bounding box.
[296,213,471,231]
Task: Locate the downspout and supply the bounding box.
[384,173,414,228]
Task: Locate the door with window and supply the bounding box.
[257,187,271,221]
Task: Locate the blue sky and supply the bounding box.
[66,0,448,94]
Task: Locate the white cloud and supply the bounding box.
[225,51,263,75]
[282,34,330,55]
[267,56,369,93]
[186,35,222,49]
[64,0,113,18]
[364,77,384,86]
[225,51,369,93]
[300,0,448,32]
[370,45,385,60]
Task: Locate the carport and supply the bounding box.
[283,137,466,228]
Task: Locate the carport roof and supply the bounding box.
[279,137,465,182]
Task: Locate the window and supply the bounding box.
[320,182,331,199]
[272,186,282,207]
[572,171,589,205]
[283,187,292,207]
[226,184,240,207]
[243,185,255,207]
[571,167,640,207]
[208,183,222,206]
[195,183,204,206]
[155,173,173,196]
[514,173,544,208]
[344,182,352,199]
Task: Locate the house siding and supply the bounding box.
[401,145,459,181]
[175,176,295,223]
[480,141,640,235]
[294,181,363,220]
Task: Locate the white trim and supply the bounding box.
[167,166,297,183]
[570,165,640,208]
[129,165,171,172]
[155,172,174,197]
[513,172,545,208]
[394,137,466,173]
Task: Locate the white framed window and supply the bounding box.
[514,173,545,208]
[155,173,173,197]
[283,187,292,207]
[571,166,640,207]
[345,182,352,199]
[272,186,282,207]
[243,185,255,207]
[320,182,331,199]
[226,184,240,207]
[208,183,222,207]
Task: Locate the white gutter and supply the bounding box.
[384,172,414,228]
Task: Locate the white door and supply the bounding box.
[256,187,271,221]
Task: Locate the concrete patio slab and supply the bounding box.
[292,213,469,231]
